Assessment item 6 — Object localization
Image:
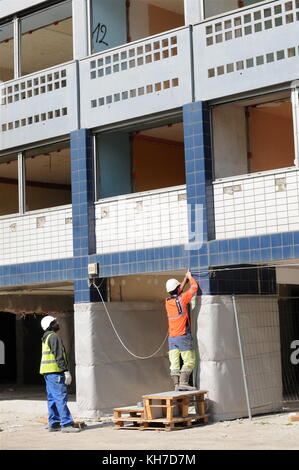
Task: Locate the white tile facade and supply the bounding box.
[0,205,73,265]
[95,186,188,254]
[214,167,299,239]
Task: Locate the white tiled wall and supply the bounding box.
[0,205,73,265]
[214,167,299,239]
[95,186,188,253]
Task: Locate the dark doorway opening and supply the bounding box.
[22,316,44,385]
[0,312,17,383]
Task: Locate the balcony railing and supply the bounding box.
[0,205,73,265]
[0,2,298,152]
[95,185,188,254]
[0,61,79,151]
[213,167,299,239]
[193,0,299,101]
[79,27,193,129]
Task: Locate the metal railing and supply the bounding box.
[79,26,193,129]
[193,0,299,101]
[0,61,79,151]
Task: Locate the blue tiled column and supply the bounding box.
[183,101,214,294]
[71,129,97,303]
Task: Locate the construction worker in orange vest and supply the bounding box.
[165,270,198,391]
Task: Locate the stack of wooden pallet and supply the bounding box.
[113,389,208,431]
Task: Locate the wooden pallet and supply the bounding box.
[113,411,208,431]
[113,405,146,429]
[142,390,208,421]
[113,390,209,431]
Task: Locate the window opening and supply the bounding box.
[212,93,295,179]
[20,1,73,76]
[95,122,185,199]
[24,142,71,211]
[0,155,18,216]
[0,22,14,82]
[128,0,184,42]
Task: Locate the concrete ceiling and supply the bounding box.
[136,0,184,15]
[253,101,292,119]
[234,91,290,108]
[140,122,184,142]
[0,281,74,295]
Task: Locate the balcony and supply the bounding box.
[95,185,188,254]
[79,26,192,129]
[0,2,298,154]
[0,61,78,151]
[0,184,187,267]
[0,205,73,265]
[193,0,299,101]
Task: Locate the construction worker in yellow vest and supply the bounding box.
[40,315,80,433]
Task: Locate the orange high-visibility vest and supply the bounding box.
[165,277,198,337]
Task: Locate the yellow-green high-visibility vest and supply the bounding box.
[39,333,68,375]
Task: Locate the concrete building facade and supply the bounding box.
[0,0,299,420]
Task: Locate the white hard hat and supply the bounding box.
[41,315,56,331]
[166,279,181,293]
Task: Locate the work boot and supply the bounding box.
[48,423,60,432]
[61,425,81,433]
[171,375,180,391]
[178,370,197,391]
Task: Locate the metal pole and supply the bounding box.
[232,294,252,420]
[92,133,98,202]
[86,0,92,56]
[18,152,25,215]
[291,82,299,167]
[13,16,21,78]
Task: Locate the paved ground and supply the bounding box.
[1,386,299,450]
[2,410,299,450]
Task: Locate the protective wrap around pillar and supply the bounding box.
[74,302,170,418]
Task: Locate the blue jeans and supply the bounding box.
[44,373,73,428]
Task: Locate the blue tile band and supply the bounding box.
[1,228,299,295]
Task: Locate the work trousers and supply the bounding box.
[44,373,73,428]
[168,330,195,375]
[168,348,196,375]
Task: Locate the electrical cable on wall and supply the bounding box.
[191,262,299,276]
[91,280,168,360]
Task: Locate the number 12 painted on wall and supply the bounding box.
[92,22,108,46]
